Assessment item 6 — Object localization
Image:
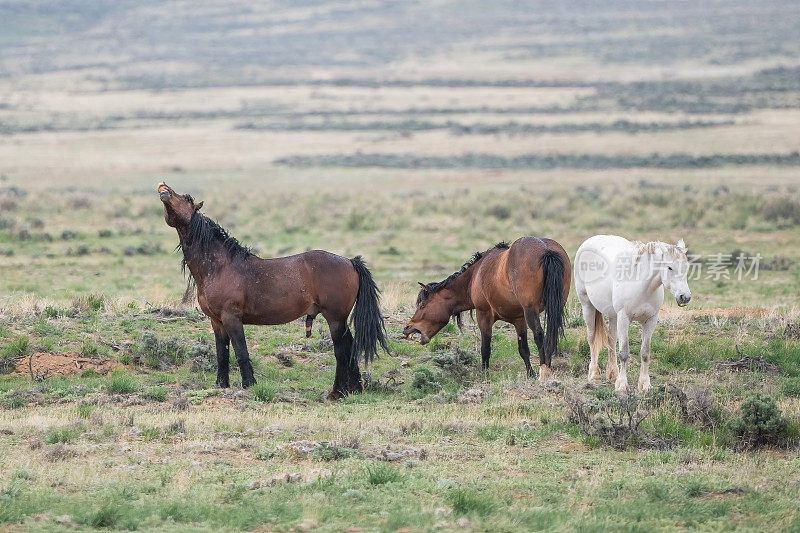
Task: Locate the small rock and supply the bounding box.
[296,518,318,531]
[434,507,452,518]
[457,388,488,404]
[382,450,404,461]
[54,515,73,525]
[249,481,261,490]
[268,472,303,485]
[456,517,470,528]
[538,380,563,393]
[343,489,364,500]
[172,396,188,410]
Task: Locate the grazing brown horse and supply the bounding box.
[158,183,388,398]
[403,237,571,380]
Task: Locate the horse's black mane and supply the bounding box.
[416,241,509,306]
[179,210,253,275]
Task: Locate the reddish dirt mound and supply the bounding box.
[12,352,123,378]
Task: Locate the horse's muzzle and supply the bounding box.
[676,294,691,306]
[158,182,172,201]
[403,325,430,345]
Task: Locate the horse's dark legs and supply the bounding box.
[476,310,495,371]
[222,315,256,388]
[524,307,551,380]
[327,320,356,400]
[341,329,363,394]
[212,321,231,388]
[513,319,534,377]
[524,308,545,363]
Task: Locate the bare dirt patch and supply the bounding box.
[12,352,123,378]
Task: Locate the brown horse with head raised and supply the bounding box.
[404,237,571,380]
[158,183,388,399]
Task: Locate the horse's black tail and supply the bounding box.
[349,256,389,365]
[540,249,567,363]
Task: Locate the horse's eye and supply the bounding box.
[668,266,673,271]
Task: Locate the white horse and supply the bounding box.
[574,235,692,392]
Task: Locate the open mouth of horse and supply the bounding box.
[158,182,172,201]
[402,326,430,345]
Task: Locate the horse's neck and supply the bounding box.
[178,228,222,286]
[448,265,478,312]
[636,252,664,294]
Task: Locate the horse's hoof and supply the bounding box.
[538,365,553,382]
[638,380,651,392]
[606,369,619,382]
[588,369,602,383]
[241,376,257,389]
[216,378,230,389]
[614,380,628,392]
[327,390,346,401]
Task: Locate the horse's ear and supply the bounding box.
[417,282,429,290]
[194,201,203,211]
[676,238,686,252]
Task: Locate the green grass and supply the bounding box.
[364,463,404,485]
[45,424,85,444]
[251,382,277,402]
[141,386,168,402]
[0,5,799,529]
[449,488,498,516]
[1,335,30,360]
[105,370,140,394]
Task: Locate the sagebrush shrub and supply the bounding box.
[411,367,442,393]
[730,393,788,449]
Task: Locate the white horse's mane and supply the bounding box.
[632,240,686,260]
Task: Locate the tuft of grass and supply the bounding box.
[251,382,277,402]
[1,335,30,362]
[364,462,404,485]
[142,386,168,402]
[780,377,800,397]
[80,341,99,357]
[313,441,358,462]
[46,424,85,444]
[106,370,140,394]
[77,402,95,419]
[448,487,498,516]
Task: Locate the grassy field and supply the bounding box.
[2,1,800,531]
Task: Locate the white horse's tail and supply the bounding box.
[591,310,611,354]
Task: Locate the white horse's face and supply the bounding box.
[659,239,692,306]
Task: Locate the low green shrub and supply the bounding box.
[251,383,277,402]
[106,370,140,394]
[364,463,404,485]
[729,393,788,449]
[411,367,442,394]
[449,487,497,516]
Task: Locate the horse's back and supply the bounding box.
[575,234,635,315]
[299,250,359,314]
[577,235,633,256]
[488,237,571,314]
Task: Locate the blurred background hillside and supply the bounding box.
[1,0,799,308]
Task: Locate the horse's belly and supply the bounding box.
[488,293,524,321]
[584,283,615,316]
[242,295,311,325]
